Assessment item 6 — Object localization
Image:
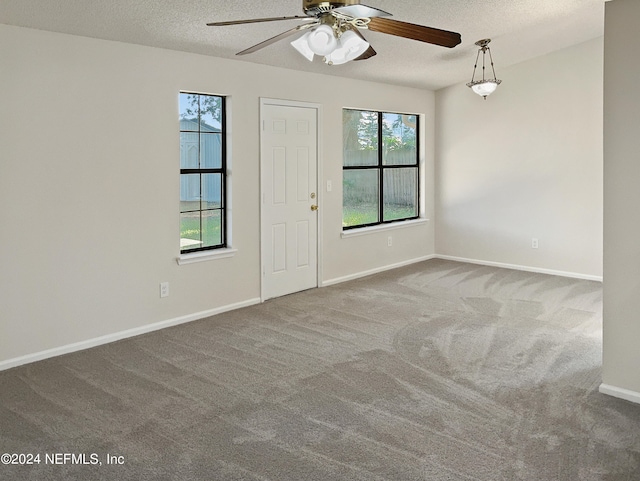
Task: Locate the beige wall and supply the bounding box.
[602,0,640,399]
[0,24,434,366]
[435,38,604,279]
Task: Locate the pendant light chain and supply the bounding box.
[488,48,498,82]
[470,49,482,83]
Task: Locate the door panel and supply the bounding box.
[261,103,318,300]
[297,150,310,201]
[272,148,287,205]
[272,223,287,273]
[296,220,310,267]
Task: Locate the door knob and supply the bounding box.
[310,205,318,211]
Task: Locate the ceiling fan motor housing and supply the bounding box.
[303,0,360,16]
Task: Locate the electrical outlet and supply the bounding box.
[160,282,169,298]
[387,236,393,247]
[532,238,539,249]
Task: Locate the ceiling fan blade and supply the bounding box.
[333,4,391,18]
[354,45,377,61]
[236,22,317,55]
[207,16,307,27]
[366,17,461,48]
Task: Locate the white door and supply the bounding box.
[261,101,318,300]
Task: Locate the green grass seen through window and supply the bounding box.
[343,204,416,228]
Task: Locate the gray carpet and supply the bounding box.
[1,259,639,480]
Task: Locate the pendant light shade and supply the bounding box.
[470,80,499,97]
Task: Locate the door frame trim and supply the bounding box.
[259,98,323,302]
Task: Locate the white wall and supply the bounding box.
[0,24,434,366]
[435,38,603,279]
[601,0,640,401]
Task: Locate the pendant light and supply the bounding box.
[467,39,502,99]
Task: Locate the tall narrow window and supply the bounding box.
[179,92,226,253]
[343,109,419,229]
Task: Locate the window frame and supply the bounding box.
[342,109,421,230]
[179,92,227,254]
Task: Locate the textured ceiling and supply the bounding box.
[0,0,605,90]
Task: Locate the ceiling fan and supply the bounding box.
[207,0,462,66]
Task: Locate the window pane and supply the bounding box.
[343,169,379,227]
[200,133,222,169]
[180,132,199,169]
[199,96,222,131]
[201,174,222,210]
[382,113,417,166]
[180,212,203,251]
[179,93,199,129]
[383,167,418,221]
[343,110,378,167]
[179,210,222,251]
[202,210,222,248]
[180,174,200,213]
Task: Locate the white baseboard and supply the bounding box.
[322,255,436,287]
[435,255,603,282]
[599,383,640,405]
[0,298,261,372]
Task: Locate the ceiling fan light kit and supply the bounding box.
[292,22,370,65]
[208,0,462,67]
[467,38,502,99]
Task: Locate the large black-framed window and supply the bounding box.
[342,109,419,229]
[179,92,227,253]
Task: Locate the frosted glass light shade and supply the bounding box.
[471,80,499,97]
[291,32,314,61]
[307,25,338,56]
[324,30,369,65]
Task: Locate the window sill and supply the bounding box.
[177,248,238,265]
[341,218,429,239]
